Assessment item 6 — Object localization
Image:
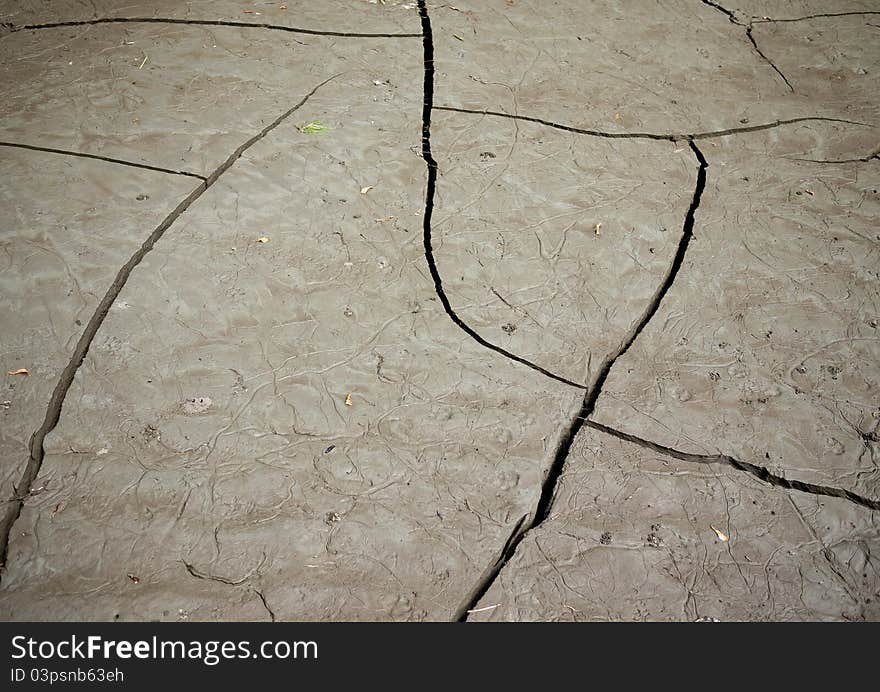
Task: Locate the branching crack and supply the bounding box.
[542,140,706,518]
[701,4,880,93]
[450,140,708,620]
[0,74,341,574]
[416,1,584,390]
[419,0,877,620]
[4,17,421,38]
[0,140,206,180]
[700,1,792,91]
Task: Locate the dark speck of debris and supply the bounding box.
[136,193,149,201]
[740,118,749,124]
[324,511,341,525]
[181,396,212,415]
[709,371,720,381]
[324,445,336,454]
[501,322,517,334]
[600,531,612,545]
[479,151,496,161]
[825,365,841,380]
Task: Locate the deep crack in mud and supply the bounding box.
[1,0,878,620]
[449,139,708,621]
[417,0,585,390]
[0,74,340,572]
[415,2,880,620]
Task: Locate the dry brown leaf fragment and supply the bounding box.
[127,573,140,584]
[7,368,29,376]
[360,185,374,195]
[594,222,602,236]
[345,393,353,407]
[710,525,729,542]
[256,236,270,243]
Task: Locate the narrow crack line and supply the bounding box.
[0,74,341,573]
[436,105,673,140]
[753,12,880,24]
[453,141,709,621]
[434,106,871,141]
[451,513,529,622]
[416,0,585,391]
[787,148,880,164]
[699,0,742,24]
[253,589,276,622]
[5,17,421,38]
[183,561,250,586]
[0,140,206,180]
[585,420,880,512]
[745,25,794,92]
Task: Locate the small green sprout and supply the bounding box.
[298,120,330,135]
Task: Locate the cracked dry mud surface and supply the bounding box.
[0,1,877,621]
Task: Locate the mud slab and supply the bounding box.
[0,0,877,621]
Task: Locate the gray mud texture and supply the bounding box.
[0,0,878,622]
